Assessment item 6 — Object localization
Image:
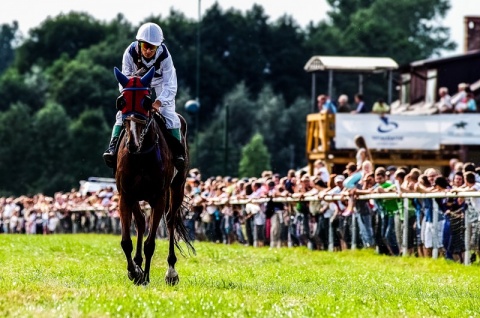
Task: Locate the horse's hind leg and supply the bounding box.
[142,199,167,286]
[132,203,145,269]
[165,208,179,286]
[156,188,180,285]
[119,198,143,285]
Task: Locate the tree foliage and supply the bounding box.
[69,109,111,181]
[0,103,34,196]
[0,22,19,75]
[15,12,106,73]
[239,133,271,178]
[29,102,73,194]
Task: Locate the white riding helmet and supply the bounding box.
[136,22,164,46]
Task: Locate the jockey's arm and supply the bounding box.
[151,53,177,109]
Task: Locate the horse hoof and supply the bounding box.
[165,268,179,286]
[165,275,179,286]
[128,265,144,285]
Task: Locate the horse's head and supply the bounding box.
[114,67,156,153]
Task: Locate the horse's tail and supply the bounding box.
[172,201,196,256]
[167,113,194,255]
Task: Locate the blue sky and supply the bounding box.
[1,0,479,56]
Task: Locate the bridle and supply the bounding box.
[124,113,159,155]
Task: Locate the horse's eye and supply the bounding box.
[116,95,126,111]
[142,95,152,111]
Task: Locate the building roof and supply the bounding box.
[403,49,480,70]
[304,56,399,73]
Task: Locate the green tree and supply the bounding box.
[0,67,47,112]
[239,133,271,178]
[0,103,34,195]
[48,60,118,119]
[0,22,19,75]
[69,109,111,181]
[195,82,256,177]
[308,0,455,64]
[15,12,107,73]
[28,102,73,194]
[254,86,310,173]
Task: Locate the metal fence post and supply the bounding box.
[351,214,357,250]
[402,198,409,257]
[432,200,439,259]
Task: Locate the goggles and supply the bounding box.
[140,41,158,51]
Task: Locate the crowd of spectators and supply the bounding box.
[317,92,389,114]
[0,187,122,235]
[316,82,478,115]
[2,160,480,264]
[437,83,478,114]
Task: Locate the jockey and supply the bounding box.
[103,22,185,170]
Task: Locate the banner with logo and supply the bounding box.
[438,115,480,145]
[335,114,440,150]
[335,114,480,150]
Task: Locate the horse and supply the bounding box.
[113,66,194,286]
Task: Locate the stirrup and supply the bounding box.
[103,152,116,168]
[173,155,185,170]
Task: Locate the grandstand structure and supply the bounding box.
[305,18,480,174]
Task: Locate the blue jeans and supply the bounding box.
[356,213,374,247]
[381,214,399,255]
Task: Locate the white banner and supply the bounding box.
[335,114,480,150]
[438,115,480,145]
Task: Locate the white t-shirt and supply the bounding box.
[246,203,265,226]
[315,167,330,183]
[325,186,344,218]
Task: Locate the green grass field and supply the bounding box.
[0,235,479,317]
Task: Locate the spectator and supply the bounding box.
[447,158,460,183]
[354,135,373,169]
[373,167,400,256]
[317,94,337,114]
[329,174,348,251]
[355,172,376,248]
[463,162,480,183]
[337,94,351,113]
[421,169,445,258]
[434,176,465,262]
[371,98,390,115]
[452,172,465,189]
[465,93,477,113]
[386,166,397,183]
[351,93,368,114]
[451,82,468,111]
[461,172,480,262]
[437,87,453,113]
[313,159,330,183]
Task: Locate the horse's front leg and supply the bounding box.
[119,198,143,285]
[143,198,166,286]
[132,203,145,269]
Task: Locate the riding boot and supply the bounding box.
[103,125,122,168]
[168,128,186,171]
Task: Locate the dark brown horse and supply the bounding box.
[113,66,194,286]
